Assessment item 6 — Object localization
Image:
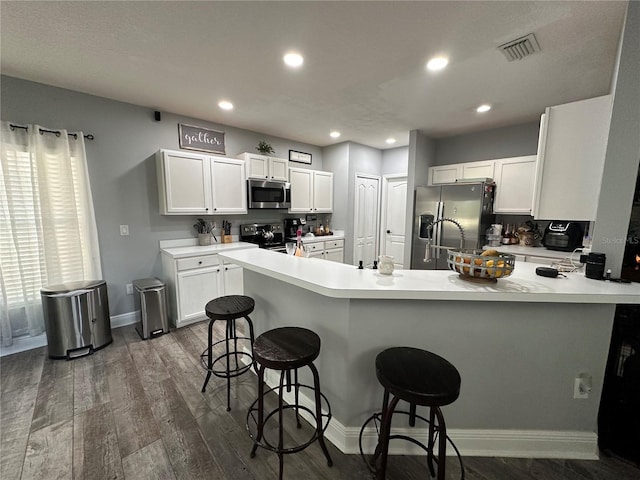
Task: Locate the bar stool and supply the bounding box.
[360,347,463,480]
[246,326,333,480]
[200,295,255,411]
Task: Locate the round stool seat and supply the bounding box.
[205,295,255,320]
[253,327,320,370]
[376,347,461,407]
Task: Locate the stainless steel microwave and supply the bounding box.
[247,179,291,209]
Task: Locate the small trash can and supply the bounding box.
[41,280,112,359]
[133,278,169,340]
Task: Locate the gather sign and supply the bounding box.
[178,124,226,155]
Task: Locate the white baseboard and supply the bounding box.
[259,368,599,460]
[0,311,138,357]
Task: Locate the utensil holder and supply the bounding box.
[198,234,212,246]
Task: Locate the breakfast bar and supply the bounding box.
[219,248,640,460]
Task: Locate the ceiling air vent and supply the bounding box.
[498,33,541,61]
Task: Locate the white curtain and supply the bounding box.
[0,122,102,347]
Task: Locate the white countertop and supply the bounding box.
[160,241,258,259]
[218,248,640,304]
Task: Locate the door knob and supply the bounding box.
[386,230,391,234]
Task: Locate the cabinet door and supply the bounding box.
[461,161,494,180]
[313,171,333,212]
[211,157,247,214]
[429,165,462,185]
[269,157,289,181]
[289,168,314,213]
[243,153,269,179]
[158,150,211,215]
[222,263,243,296]
[324,248,344,263]
[308,250,324,259]
[533,95,612,221]
[493,156,537,214]
[176,266,220,325]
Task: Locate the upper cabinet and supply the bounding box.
[157,149,247,215]
[532,95,612,221]
[428,160,495,185]
[429,164,461,185]
[493,155,537,214]
[289,167,333,213]
[461,160,495,180]
[237,153,289,181]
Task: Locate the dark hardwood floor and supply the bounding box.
[1,323,639,480]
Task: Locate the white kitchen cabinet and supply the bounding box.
[177,265,221,325]
[461,160,494,180]
[532,95,612,221]
[428,165,462,185]
[493,155,537,214]
[161,249,251,328]
[157,149,247,215]
[222,263,243,296]
[289,167,333,213]
[237,153,289,181]
[302,238,344,263]
[157,149,210,214]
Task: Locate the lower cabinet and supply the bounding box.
[161,252,245,328]
[304,239,344,263]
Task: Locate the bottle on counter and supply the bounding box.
[502,224,511,245]
[295,228,304,257]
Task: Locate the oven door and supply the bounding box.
[248,180,291,209]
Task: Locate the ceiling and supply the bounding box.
[0,1,628,150]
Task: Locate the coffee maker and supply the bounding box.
[284,218,306,239]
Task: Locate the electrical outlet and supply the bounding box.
[120,225,129,236]
[126,283,133,295]
[573,377,589,399]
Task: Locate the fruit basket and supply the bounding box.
[446,249,515,283]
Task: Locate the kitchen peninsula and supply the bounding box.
[219,248,640,459]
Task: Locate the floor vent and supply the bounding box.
[498,33,541,61]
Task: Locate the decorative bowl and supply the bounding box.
[446,249,515,283]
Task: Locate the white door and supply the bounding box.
[269,157,289,181]
[161,150,211,214]
[222,263,243,296]
[382,175,407,268]
[177,267,220,324]
[289,168,313,213]
[353,174,380,267]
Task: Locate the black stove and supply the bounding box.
[240,223,286,252]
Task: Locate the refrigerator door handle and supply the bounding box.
[435,201,444,247]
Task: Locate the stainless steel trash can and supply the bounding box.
[40,280,112,359]
[133,278,169,340]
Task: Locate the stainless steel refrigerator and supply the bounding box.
[411,182,495,270]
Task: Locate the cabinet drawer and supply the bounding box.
[305,242,323,252]
[176,255,219,271]
[325,239,344,249]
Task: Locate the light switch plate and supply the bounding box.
[120,225,129,236]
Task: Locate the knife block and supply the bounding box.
[222,235,233,244]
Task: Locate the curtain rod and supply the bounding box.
[9,123,94,141]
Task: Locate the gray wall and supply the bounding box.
[1,75,324,316]
[381,146,408,175]
[323,143,350,234]
[434,121,540,165]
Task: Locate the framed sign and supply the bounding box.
[178,124,226,155]
[289,150,312,164]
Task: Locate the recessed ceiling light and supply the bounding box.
[330,130,341,139]
[218,100,234,111]
[476,104,492,113]
[426,56,449,71]
[284,52,304,68]
[386,138,397,145]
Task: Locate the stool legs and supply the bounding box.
[201,315,255,411]
[371,392,448,480]
[249,363,333,479]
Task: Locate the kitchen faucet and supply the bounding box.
[424,218,466,262]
